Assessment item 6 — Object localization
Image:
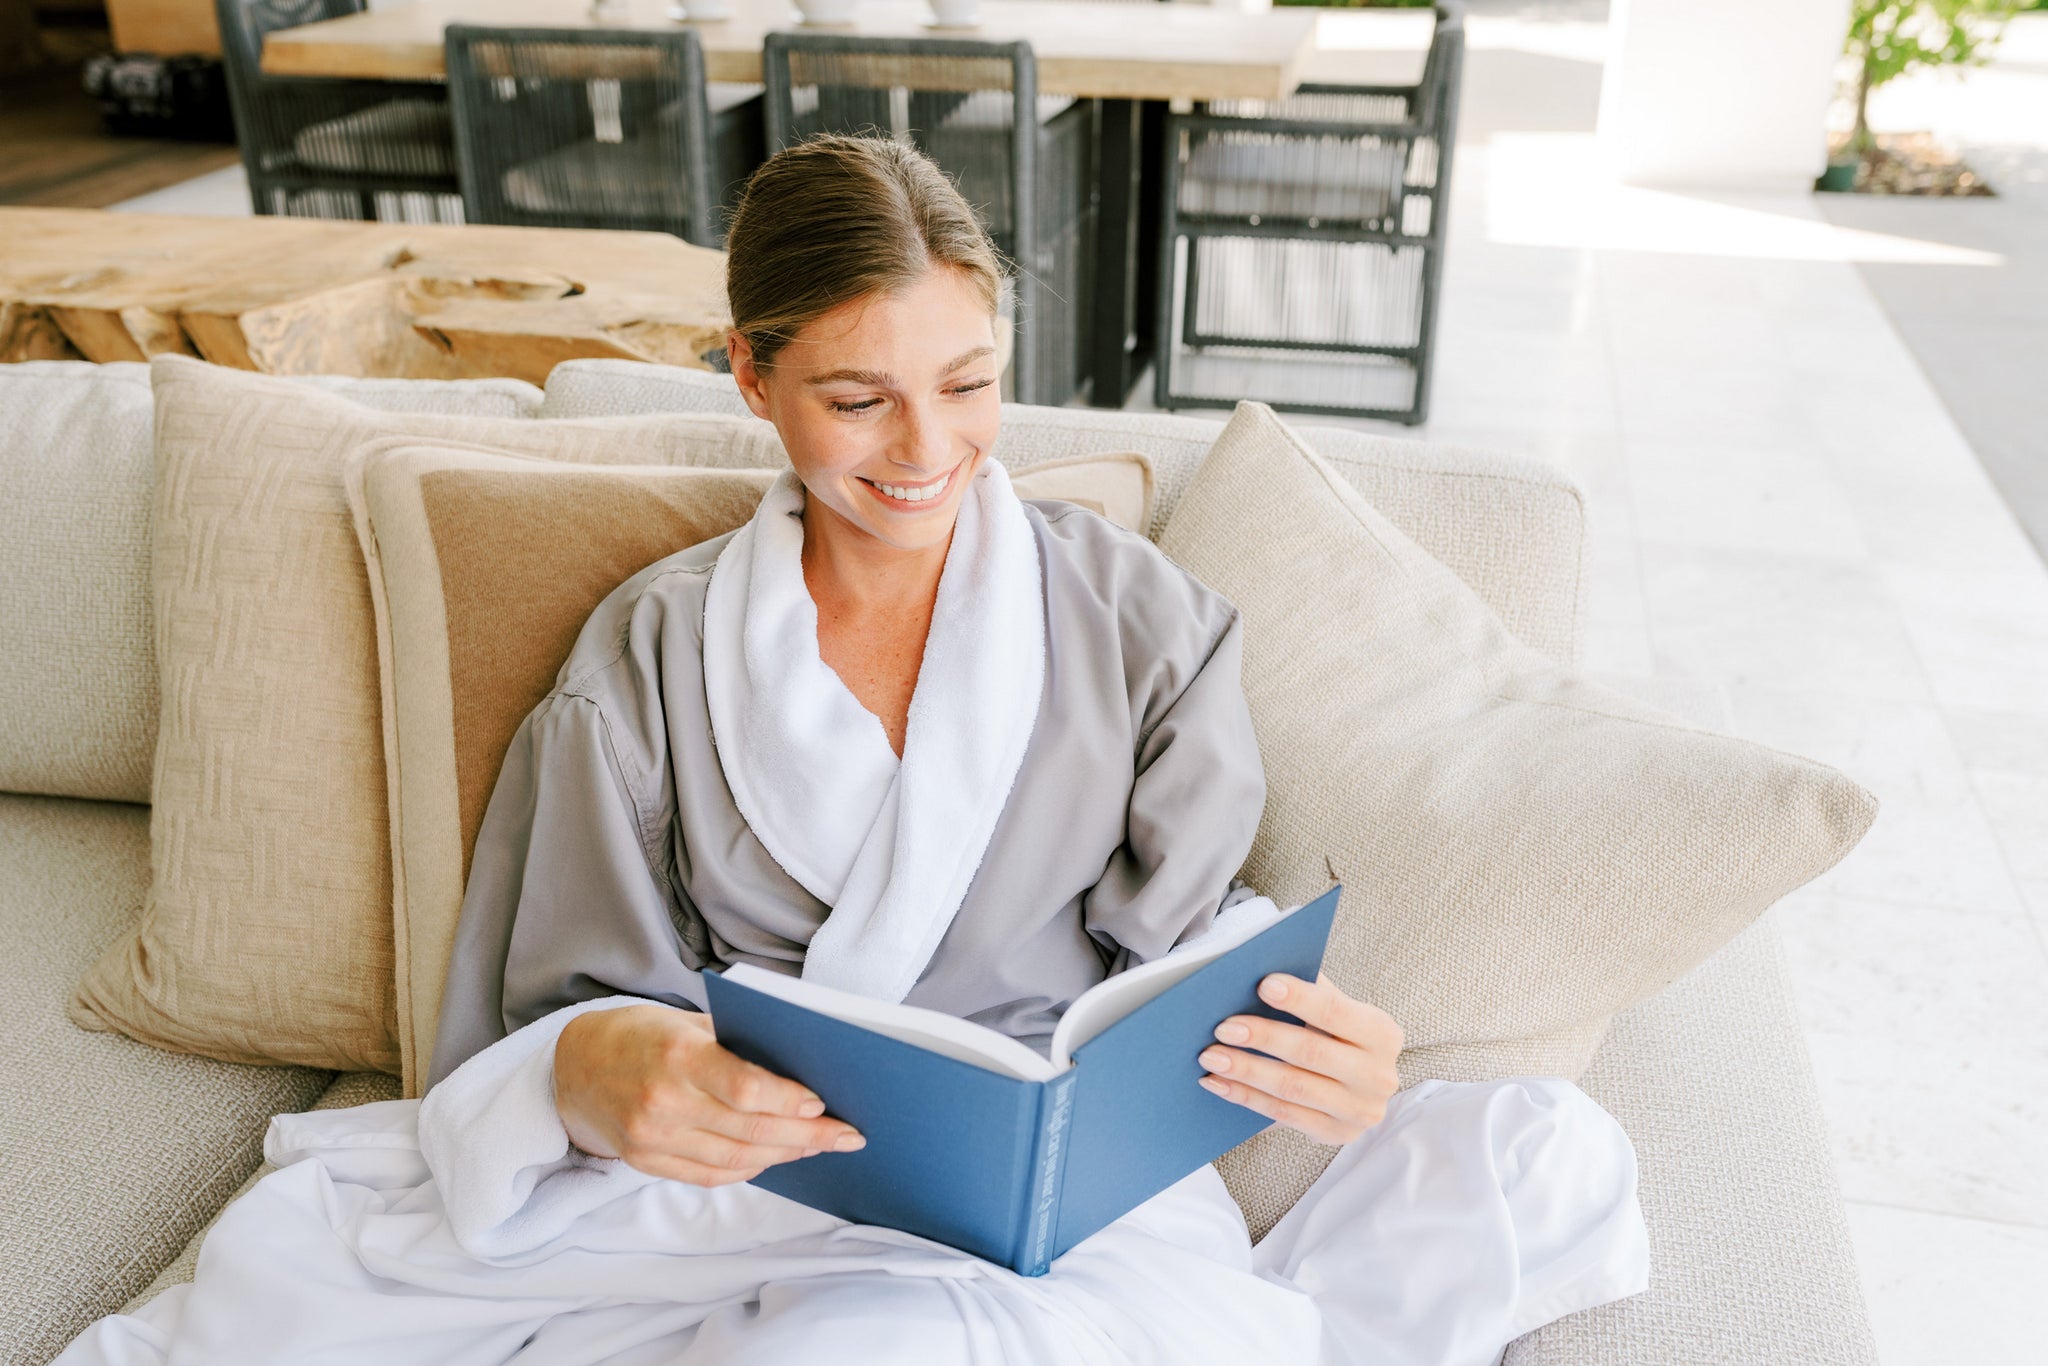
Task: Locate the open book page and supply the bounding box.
[1048,897,1286,1069]
[718,964,1060,1082]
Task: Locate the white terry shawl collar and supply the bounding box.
[702,460,1045,1003]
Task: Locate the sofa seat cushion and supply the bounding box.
[122,1071,404,1315]
[1507,918,1878,1366]
[124,928,1875,1366]
[0,794,330,1366]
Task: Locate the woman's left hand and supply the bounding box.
[1199,973,1403,1146]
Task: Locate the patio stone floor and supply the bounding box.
[112,5,2048,1359]
[1241,8,2048,1363]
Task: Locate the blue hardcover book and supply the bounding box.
[703,886,1339,1276]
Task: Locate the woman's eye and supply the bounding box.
[949,378,994,397]
[827,397,883,413]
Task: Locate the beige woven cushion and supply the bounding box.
[1163,405,1877,1225]
[0,362,540,806]
[67,359,778,1073]
[345,440,1154,1091]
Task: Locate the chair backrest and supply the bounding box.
[212,0,369,165]
[445,25,718,246]
[759,34,1036,251]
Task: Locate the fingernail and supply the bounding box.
[1260,976,1289,1004]
[797,1098,825,1118]
[1215,1021,1250,1044]
[834,1133,865,1152]
[1198,1077,1228,1096]
[1200,1048,1230,1073]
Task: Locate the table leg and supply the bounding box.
[1088,98,1147,408]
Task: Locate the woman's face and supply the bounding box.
[729,266,1002,556]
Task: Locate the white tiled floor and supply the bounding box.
[113,7,2048,1359]
[1396,13,2048,1364]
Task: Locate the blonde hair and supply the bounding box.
[725,135,1002,368]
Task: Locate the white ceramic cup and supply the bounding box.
[928,0,980,26]
[795,0,859,24]
[667,0,733,19]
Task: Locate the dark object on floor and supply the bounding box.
[444,25,765,250]
[761,32,1096,408]
[82,53,235,141]
[215,0,461,222]
[1154,1,1466,424]
[1817,132,1996,197]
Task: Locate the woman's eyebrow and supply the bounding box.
[942,346,996,372]
[807,367,894,387]
[805,347,994,388]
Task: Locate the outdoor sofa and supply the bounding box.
[0,357,1877,1365]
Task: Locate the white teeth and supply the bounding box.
[873,476,944,504]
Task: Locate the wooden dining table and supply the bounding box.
[259,0,1326,406]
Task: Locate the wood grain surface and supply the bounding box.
[0,207,731,382]
[260,0,1320,101]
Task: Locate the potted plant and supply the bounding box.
[1820,0,2020,192]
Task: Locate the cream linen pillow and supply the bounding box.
[346,442,1155,1092]
[1160,404,1877,1238]
[69,357,786,1073]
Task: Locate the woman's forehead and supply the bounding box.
[782,271,997,381]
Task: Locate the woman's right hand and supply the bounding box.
[553,1003,865,1186]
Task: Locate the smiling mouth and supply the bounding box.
[858,465,958,506]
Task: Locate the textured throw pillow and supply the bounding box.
[0,362,539,806]
[68,357,783,1073]
[1160,404,1877,1238]
[346,441,1156,1092]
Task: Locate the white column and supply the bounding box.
[1597,0,1855,191]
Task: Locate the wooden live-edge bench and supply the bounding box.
[0,208,732,384]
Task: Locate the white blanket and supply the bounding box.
[59,998,1649,1366]
[703,460,1044,1005]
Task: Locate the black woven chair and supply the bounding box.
[215,0,460,221]
[1154,2,1466,423]
[761,34,1095,407]
[444,26,765,248]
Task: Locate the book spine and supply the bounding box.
[1016,1069,1080,1276]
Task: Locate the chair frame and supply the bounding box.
[444,24,729,248]
[214,0,458,219]
[1153,1,1466,424]
[761,33,1071,406]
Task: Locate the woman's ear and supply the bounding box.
[728,333,773,421]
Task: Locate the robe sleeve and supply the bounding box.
[1082,601,1267,969]
[427,689,706,1090]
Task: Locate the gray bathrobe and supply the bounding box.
[428,499,1266,1088]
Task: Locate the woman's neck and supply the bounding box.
[799,501,952,618]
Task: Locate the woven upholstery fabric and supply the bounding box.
[66,358,754,1075]
[0,363,158,804]
[0,794,331,1366]
[1505,919,1879,1366]
[1168,404,1875,1226]
[539,360,1588,663]
[0,362,540,806]
[123,1071,404,1315]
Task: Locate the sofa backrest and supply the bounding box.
[541,359,1589,665]
[0,362,542,805]
[0,357,1585,805]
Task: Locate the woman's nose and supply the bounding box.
[891,400,953,472]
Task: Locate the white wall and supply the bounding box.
[1598,0,1855,191]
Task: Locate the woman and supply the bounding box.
[60,137,1646,1366]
